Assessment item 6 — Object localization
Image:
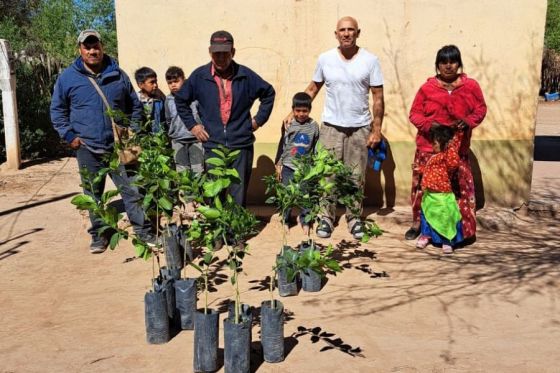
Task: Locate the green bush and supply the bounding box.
[0,59,67,162]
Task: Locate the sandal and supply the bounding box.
[405,226,420,240]
[351,221,364,240]
[316,219,332,238]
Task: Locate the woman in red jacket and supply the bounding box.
[405,45,487,242]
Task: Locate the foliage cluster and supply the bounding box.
[545,0,560,52]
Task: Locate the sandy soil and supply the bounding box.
[0,155,559,373]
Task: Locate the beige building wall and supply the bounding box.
[116,0,547,206]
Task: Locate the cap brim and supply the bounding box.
[81,35,100,43]
[209,44,233,53]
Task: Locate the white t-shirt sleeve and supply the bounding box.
[312,57,324,83]
[370,57,384,86]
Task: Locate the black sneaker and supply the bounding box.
[351,221,365,240]
[90,237,108,254]
[316,219,332,238]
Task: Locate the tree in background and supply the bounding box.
[541,0,560,94]
[545,0,560,52]
[0,0,117,162]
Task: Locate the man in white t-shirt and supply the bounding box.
[283,16,385,239]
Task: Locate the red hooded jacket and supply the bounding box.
[409,74,487,155]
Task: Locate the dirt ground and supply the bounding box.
[1,105,559,372]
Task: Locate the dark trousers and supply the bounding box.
[205,146,253,207]
[76,147,151,241]
[281,166,310,224]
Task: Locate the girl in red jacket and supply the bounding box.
[416,125,464,254]
[406,45,487,243]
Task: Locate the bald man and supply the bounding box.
[284,16,385,239]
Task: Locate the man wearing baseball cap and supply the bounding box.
[175,30,275,207]
[50,29,154,253]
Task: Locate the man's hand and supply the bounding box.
[69,137,84,150]
[251,118,260,132]
[191,124,209,142]
[275,164,283,181]
[282,112,294,129]
[367,129,382,148]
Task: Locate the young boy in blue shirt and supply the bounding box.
[134,66,166,133]
[275,92,319,234]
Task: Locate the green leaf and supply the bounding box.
[208,169,225,177]
[206,157,226,167]
[227,149,241,160]
[225,168,239,178]
[134,242,150,259]
[198,206,221,220]
[109,232,121,250]
[142,194,153,209]
[189,262,203,272]
[101,190,120,204]
[157,196,173,211]
[211,148,226,158]
[71,194,97,210]
[158,179,170,190]
[214,196,223,210]
[203,252,213,264]
[203,180,224,197]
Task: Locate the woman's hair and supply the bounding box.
[429,124,455,150]
[435,45,463,73]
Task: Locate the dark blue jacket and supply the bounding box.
[175,61,275,149]
[50,55,143,151]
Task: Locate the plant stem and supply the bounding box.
[235,267,240,323]
[204,271,208,314]
[270,269,275,309]
[281,207,287,255]
[151,254,155,288]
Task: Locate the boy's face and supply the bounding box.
[166,77,184,94]
[432,139,442,153]
[138,77,158,97]
[293,106,310,123]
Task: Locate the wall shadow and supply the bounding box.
[0,192,79,217]
[469,150,486,210]
[248,155,276,205]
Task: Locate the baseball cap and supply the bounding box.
[209,30,234,53]
[77,29,102,44]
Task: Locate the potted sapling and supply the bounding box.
[186,147,258,373]
[71,162,171,344]
[200,147,259,373]
[171,169,205,331]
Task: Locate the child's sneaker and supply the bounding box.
[442,244,453,254]
[416,235,430,249]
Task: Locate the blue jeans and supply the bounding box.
[76,147,152,241]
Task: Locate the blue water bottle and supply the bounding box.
[368,139,387,172]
